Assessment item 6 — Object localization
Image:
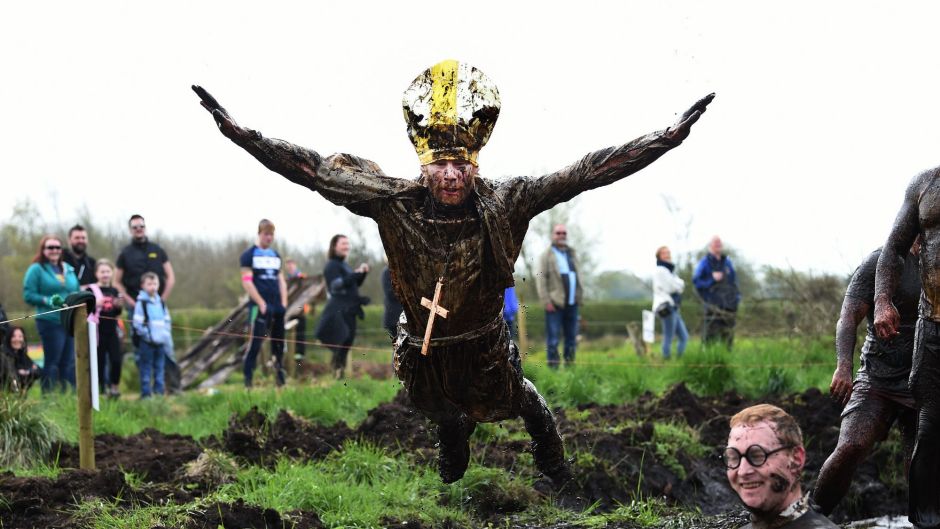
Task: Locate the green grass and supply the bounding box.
[37,378,400,443]
[0,394,63,469]
[4,335,840,528]
[575,497,670,528]
[652,422,707,480]
[25,336,834,444]
[215,442,468,528]
[71,499,191,529]
[524,336,834,407]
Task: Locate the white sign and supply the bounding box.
[642,310,655,343]
[88,320,99,411]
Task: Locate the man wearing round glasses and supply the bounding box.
[725,404,837,528]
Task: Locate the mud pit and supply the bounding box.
[0,384,909,528]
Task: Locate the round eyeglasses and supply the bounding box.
[722,444,793,469]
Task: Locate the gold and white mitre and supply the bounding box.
[402,60,500,167]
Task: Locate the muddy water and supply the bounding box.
[846,516,913,528]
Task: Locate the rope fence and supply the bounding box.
[2,307,838,370]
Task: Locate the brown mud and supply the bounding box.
[182,500,324,529]
[0,384,908,528]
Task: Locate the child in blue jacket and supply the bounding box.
[132,272,172,397]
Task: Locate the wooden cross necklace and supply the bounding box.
[420,198,471,356]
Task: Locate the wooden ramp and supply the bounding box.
[177,274,326,389]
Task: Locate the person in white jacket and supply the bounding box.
[652,246,688,359]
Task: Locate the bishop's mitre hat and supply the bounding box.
[402,60,500,167]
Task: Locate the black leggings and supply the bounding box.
[329,316,357,371]
[97,328,123,387]
[910,319,940,528]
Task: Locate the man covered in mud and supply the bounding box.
[812,242,920,514]
[875,167,940,529]
[193,60,713,484]
[725,404,838,529]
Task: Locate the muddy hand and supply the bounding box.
[666,92,715,143]
[873,302,901,340]
[191,85,257,144]
[829,367,853,406]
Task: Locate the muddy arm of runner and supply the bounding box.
[832,296,867,405]
[193,85,415,214]
[511,94,714,218]
[874,172,925,339]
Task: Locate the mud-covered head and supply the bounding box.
[725,404,806,518]
[420,158,478,207]
[403,60,500,169]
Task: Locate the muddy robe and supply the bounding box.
[250,129,682,421]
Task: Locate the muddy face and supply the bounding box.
[422,159,476,206]
[726,422,803,516]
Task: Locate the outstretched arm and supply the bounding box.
[509,94,714,218]
[193,86,416,214]
[831,296,868,405]
[874,172,925,339]
[193,85,322,187]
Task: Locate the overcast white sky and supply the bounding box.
[3,1,939,278]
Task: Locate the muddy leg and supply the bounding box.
[812,386,895,515]
[395,339,476,483]
[518,377,571,485]
[898,406,918,479]
[909,319,940,529]
[412,383,476,484]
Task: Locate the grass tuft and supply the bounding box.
[0,394,63,469]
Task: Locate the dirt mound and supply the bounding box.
[184,500,323,529]
[222,407,353,465]
[656,382,714,427]
[52,428,201,483]
[0,468,132,529]
[355,390,436,451]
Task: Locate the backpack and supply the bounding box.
[131,299,150,347]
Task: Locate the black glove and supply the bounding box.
[61,291,97,336]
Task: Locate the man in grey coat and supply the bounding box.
[536,224,582,368]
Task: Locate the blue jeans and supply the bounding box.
[545,304,578,368]
[36,318,75,392]
[137,341,166,397]
[660,309,689,359]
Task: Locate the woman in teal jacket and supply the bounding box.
[23,235,80,392]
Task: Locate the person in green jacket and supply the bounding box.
[22,235,80,392]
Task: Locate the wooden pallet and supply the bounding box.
[177,274,326,389]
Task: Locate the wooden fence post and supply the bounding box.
[73,303,95,470]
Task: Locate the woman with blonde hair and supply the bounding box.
[652,246,688,359]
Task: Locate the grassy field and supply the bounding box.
[29,335,837,443]
[2,336,840,528]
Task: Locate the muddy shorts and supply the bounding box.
[393,315,525,424]
[842,377,916,419]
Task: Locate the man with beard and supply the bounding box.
[63,225,96,286]
[193,60,713,484]
[875,167,940,529]
[812,242,920,515]
[725,404,838,528]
